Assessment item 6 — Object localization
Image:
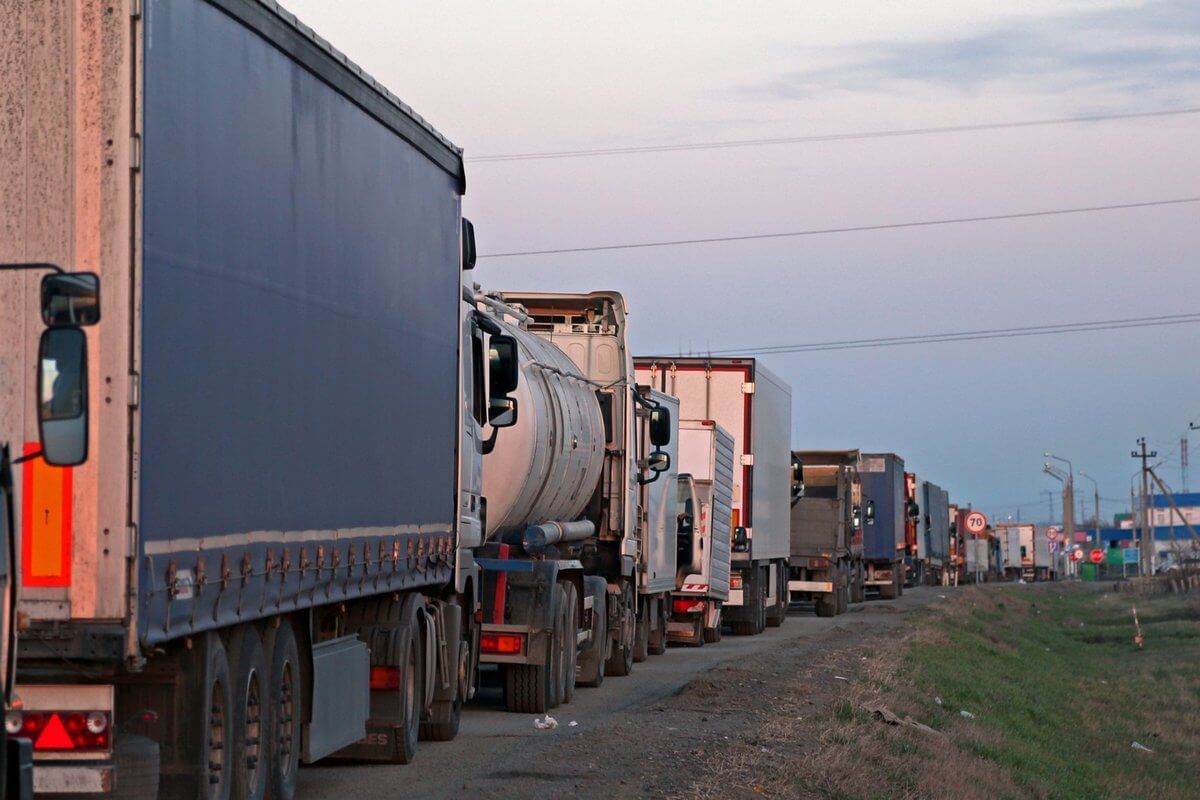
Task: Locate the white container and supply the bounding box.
[676,420,735,601]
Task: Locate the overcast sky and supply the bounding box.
[286,0,1200,525]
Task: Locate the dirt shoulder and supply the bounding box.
[455,593,936,799]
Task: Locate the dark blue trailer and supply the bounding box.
[6,1,478,795]
[859,453,905,598]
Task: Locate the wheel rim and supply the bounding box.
[207,677,227,798]
[243,668,263,790]
[276,659,295,781]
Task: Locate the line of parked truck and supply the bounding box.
[0,2,1062,798]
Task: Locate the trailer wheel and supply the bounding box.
[506,594,557,713]
[836,569,850,615]
[390,596,425,763]
[604,582,635,677]
[576,577,607,689]
[228,625,269,800]
[264,619,300,800]
[815,591,837,617]
[557,581,579,705]
[194,632,232,800]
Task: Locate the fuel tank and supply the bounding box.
[480,303,606,539]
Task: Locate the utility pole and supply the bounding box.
[1042,490,1056,525]
[1132,438,1157,576]
[1182,434,1189,494]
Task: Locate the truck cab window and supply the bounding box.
[472,334,486,426]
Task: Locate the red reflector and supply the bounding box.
[369,666,400,691]
[480,633,524,655]
[808,558,828,568]
[673,599,704,615]
[730,574,743,589]
[35,714,75,751]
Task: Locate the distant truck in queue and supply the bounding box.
[787,450,866,616]
[668,420,735,645]
[920,481,951,586]
[634,358,794,635]
[859,453,907,598]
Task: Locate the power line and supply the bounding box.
[478,196,1200,259]
[657,313,1200,357]
[467,106,1200,163]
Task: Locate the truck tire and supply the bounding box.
[648,595,668,655]
[703,604,722,643]
[193,632,232,800]
[264,619,301,800]
[765,562,785,627]
[815,592,837,617]
[632,598,650,664]
[506,628,555,714]
[420,601,467,741]
[851,563,865,604]
[576,577,607,689]
[550,583,569,707]
[604,582,635,677]
[228,624,269,800]
[558,581,579,705]
[111,734,159,800]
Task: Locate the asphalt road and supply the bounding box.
[298,586,945,798]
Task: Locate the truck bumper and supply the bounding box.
[788,579,833,594]
[33,763,113,795]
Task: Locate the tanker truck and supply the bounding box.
[668,420,735,646]
[2,1,523,795]
[472,292,675,713]
[634,358,794,635]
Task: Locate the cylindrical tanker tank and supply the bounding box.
[481,313,606,541]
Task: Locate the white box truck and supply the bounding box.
[668,420,735,645]
[634,358,793,635]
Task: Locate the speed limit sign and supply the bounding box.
[964,511,987,535]
[1047,527,1061,540]
[1070,549,1084,562]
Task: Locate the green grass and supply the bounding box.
[899,586,1200,799]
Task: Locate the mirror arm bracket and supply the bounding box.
[0,262,62,275]
[11,449,43,466]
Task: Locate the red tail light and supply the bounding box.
[12,711,111,752]
[480,633,524,655]
[673,599,704,615]
[369,666,401,691]
[808,558,828,568]
[730,574,743,589]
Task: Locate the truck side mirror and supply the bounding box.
[790,455,804,504]
[488,335,519,396]
[648,450,670,473]
[732,526,749,553]
[488,397,518,428]
[461,218,477,271]
[41,272,100,327]
[649,406,671,447]
[865,500,876,525]
[37,327,89,466]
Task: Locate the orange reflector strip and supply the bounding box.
[480,634,523,655]
[369,666,400,691]
[21,442,73,587]
[35,714,74,751]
